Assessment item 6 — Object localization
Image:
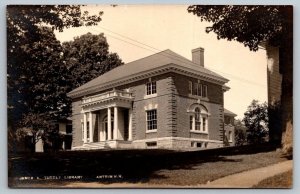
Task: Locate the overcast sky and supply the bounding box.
[55,5,268,119]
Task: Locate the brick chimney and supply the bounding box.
[192,47,204,67]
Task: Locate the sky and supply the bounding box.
[55,5,268,119]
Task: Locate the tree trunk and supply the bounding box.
[279,6,293,155]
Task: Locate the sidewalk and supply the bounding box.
[206,160,293,188]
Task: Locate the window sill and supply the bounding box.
[146,129,157,133]
[144,93,157,99]
[190,130,208,134]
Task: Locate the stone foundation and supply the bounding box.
[132,137,223,150]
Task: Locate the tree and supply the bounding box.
[234,119,247,146]
[16,112,55,152]
[243,100,268,144]
[7,5,102,122]
[7,5,103,152]
[187,5,292,153]
[62,33,123,90]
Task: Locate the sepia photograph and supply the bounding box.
[7,4,293,188]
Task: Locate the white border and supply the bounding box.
[1,1,299,194]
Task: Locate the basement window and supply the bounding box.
[196,142,202,148]
[146,141,157,147]
[191,141,203,148]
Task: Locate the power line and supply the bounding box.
[88,26,267,88]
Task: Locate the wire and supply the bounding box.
[87,25,267,88]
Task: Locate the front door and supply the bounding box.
[103,116,114,140]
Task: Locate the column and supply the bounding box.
[83,113,87,143]
[62,141,65,150]
[89,112,93,142]
[128,109,133,141]
[192,115,195,131]
[107,107,112,140]
[99,113,104,141]
[113,107,118,140]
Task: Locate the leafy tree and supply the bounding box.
[7,5,103,124]
[187,5,292,151]
[7,5,103,152]
[16,112,55,152]
[243,100,268,144]
[62,33,123,90]
[234,119,247,146]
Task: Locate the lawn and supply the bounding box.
[8,144,290,188]
[147,150,288,186]
[253,170,292,188]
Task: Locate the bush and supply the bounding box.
[243,100,269,144]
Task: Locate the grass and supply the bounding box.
[8,144,290,187]
[147,150,287,185]
[253,170,292,188]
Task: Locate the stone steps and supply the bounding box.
[72,140,133,151]
[72,142,108,150]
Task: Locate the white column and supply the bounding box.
[128,109,133,141]
[107,107,112,140]
[62,141,65,150]
[192,115,195,131]
[83,113,87,143]
[98,113,103,141]
[113,107,118,140]
[89,112,93,142]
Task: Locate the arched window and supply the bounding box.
[189,105,208,133]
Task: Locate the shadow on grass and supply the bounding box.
[8,143,281,187]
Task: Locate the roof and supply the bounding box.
[224,108,237,117]
[68,49,229,98]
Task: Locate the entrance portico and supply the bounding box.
[80,89,133,149]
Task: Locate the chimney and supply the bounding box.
[192,47,204,67]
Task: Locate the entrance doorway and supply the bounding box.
[103,115,114,140]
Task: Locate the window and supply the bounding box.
[202,85,207,97]
[146,81,157,95]
[147,110,157,130]
[146,141,157,147]
[191,141,203,148]
[81,122,84,140]
[195,107,201,130]
[198,83,202,96]
[190,106,208,133]
[188,81,207,98]
[87,121,90,139]
[189,115,193,130]
[202,117,206,131]
[188,81,192,94]
[193,83,199,96]
[196,142,202,148]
